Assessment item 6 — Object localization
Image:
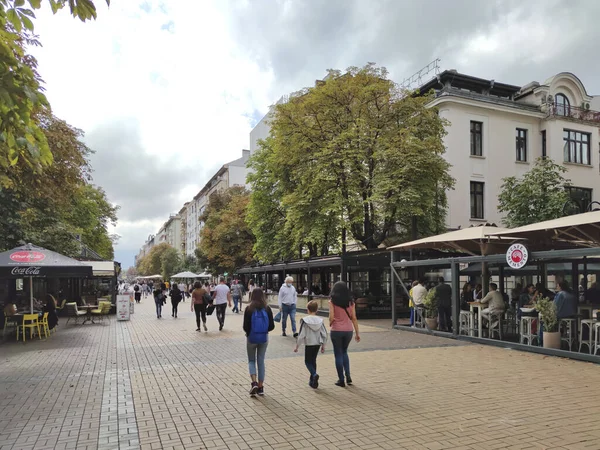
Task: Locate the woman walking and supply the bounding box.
[153,286,164,319]
[191,281,210,332]
[243,288,274,396]
[329,281,360,387]
[170,284,183,318]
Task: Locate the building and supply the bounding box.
[184,149,251,256]
[417,70,600,230]
[178,203,189,256]
[249,95,288,154]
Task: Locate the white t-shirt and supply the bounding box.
[214,284,230,305]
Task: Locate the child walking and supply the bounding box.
[294,300,328,389]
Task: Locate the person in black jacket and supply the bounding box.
[170,284,183,318]
[435,277,453,332]
[243,288,275,396]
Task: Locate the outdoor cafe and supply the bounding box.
[389,211,600,363]
[1,244,115,342]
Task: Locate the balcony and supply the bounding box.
[547,104,600,124]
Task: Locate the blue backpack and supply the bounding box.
[249,308,269,344]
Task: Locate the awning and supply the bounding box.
[171,271,201,279]
[81,260,115,277]
[0,244,93,278]
[487,211,600,248]
[387,225,519,256]
[461,261,600,275]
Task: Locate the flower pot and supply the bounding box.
[543,331,561,349]
[425,318,438,331]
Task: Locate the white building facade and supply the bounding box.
[418,70,600,230]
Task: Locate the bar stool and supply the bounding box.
[414,307,425,329]
[559,317,577,351]
[594,322,600,355]
[488,311,503,340]
[459,310,473,336]
[504,309,517,336]
[578,319,597,354]
[520,316,538,346]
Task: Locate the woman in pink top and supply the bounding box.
[328,281,360,387]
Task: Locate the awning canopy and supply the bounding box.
[139,274,162,279]
[196,272,212,278]
[81,260,115,277]
[387,225,519,256]
[171,271,201,279]
[0,244,93,278]
[461,261,600,275]
[487,211,600,248]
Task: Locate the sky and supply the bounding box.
[30,0,600,268]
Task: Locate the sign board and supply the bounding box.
[506,243,529,269]
[129,297,134,315]
[116,295,130,321]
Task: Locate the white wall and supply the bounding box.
[228,165,249,188]
[250,111,272,153]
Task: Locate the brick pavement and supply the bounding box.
[1,296,600,450]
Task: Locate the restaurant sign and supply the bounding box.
[10,251,46,263]
[506,243,529,269]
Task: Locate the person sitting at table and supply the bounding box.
[44,293,59,330]
[534,283,555,301]
[473,284,483,301]
[554,280,577,320]
[517,284,537,319]
[460,283,472,311]
[480,283,505,329]
[585,282,600,305]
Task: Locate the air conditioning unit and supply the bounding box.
[582,102,590,110]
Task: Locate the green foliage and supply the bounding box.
[247,63,453,261]
[422,287,438,318]
[0,0,109,175]
[534,296,558,332]
[181,255,200,273]
[160,246,181,280]
[137,243,171,276]
[199,186,255,274]
[498,157,572,228]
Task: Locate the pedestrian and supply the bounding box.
[231,280,243,314]
[278,276,298,337]
[178,282,186,301]
[170,284,183,318]
[212,277,232,331]
[243,288,275,396]
[133,283,142,304]
[191,281,210,332]
[294,300,328,389]
[329,281,360,387]
[153,286,164,319]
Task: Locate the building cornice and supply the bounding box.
[428,94,545,119]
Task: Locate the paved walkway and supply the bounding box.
[1,297,600,450]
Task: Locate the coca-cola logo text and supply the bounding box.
[11,266,41,275]
[10,251,46,263]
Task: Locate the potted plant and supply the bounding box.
[422,287,438,331]
[535,296,560,349]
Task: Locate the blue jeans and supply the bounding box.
[247,340,268,381]
[232,296,240,313]
[331,331,353,381]
[155,301,162,317]
[281,303,297,333]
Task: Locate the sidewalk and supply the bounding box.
[1,297,600,449]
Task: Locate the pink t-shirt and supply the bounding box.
[330,301,354,332]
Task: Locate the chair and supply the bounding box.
[519,316,538,346]
[559,317,577,351]
[55,299,67,314]
[504,309,517,336]
[593,322,600,356]
[487,311,503,340]
[91,301,111,323]
[38,312,50,339]
[65,303,86,325]
[17,314,41,342]
[459,310,473,336]
[3,315,18,338]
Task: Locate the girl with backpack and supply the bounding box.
[170,284,183,318]
[243,288,275,396]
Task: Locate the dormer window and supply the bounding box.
[555,93,570,116]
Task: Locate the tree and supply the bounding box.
[181,255,200,273]
[125,266,138,279]
[0,0,110,177]
[138,243,171,276]
[247,63,454,258]
[498,157,572,228]
[160,246,181,280]
[199,186,255,274]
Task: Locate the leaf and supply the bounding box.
[27,0,41,8]
[19,13,33,31]
[15,0,25,7]
[7,8,22,32]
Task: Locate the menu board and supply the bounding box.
[129,297,134,315]
[116,295,130,321]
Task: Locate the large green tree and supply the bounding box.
[0,0,110,180]
[198,186,255,274]
[247,63,453,260]
[498,157,572,228]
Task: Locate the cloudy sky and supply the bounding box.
[31,0,600,268]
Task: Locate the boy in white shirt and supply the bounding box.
[294,301,328,389]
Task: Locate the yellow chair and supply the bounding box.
[17,314,41,342]
[91,301,111,323]
[39,312,50,339]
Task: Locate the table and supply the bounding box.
[468,302,484,337]
[79,305,97,324]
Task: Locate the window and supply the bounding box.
[470,121,483,156]
[555,94,570,116]
[566,187,593,213]
[470,181,484,219]
[541,130,547,157]
[516,128,527,161]
[563,129,591,165]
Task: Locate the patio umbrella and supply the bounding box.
[0,243,93,313]
[171,271,200,279]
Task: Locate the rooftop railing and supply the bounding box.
[548,104,600,124]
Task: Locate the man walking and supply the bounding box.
[278,276,298,337]
[231,279,245,313]
[434,277,453,332]
[213,277,232,331]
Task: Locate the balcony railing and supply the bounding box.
[548,104,600,124]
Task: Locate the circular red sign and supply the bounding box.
[10,251,46,263]
[510,250,523,263]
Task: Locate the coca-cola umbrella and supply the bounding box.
[0,243,93,313]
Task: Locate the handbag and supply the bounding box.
[206,304,216,316]
[273,311,282,322]
[203,292,213,304]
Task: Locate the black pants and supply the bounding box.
[304,345,320,377]
[216,303,227,327]
[172,301,180,317]
[438,305,452,332]
[194,303,206,328]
